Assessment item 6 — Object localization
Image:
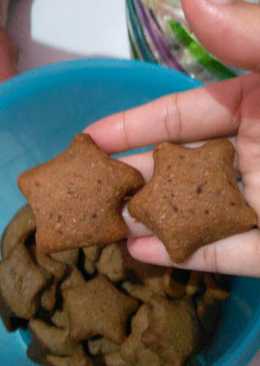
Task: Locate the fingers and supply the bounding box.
[120,152,154,182]
[238,88,260,216]
[120,142,243,186]
[182,0,260,70]
[127,230,260,277]
[123,207,152,237]
[86,73,260,153]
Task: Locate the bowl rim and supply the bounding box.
[0,58,201,107]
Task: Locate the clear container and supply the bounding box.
[126,0,259,82]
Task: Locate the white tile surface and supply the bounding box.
[9,0,130,71]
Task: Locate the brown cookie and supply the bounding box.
[121,282,156,303]
[51,249,79,267]
[1,204,35,259]
[83,245,102,263]
[121,269,185,303]
[96,242,126,282]
[28,319,79,362]
[186,272,204,297]
[97,242,167,296]
[0,243,48,321]
[83,258,96,275]
[121,304,161,365]
[88,337,120,356]
[18,133,144,253]
[60,268,85,291]
[63,275,138,344]
[203,273,229,302]
[51,310,69,330]
[46,348,93,366]
[83,245,102,275]
[163,269,186,299]
[135,349,163,366]
[142,296,201,365]
[120,244,166,287]
[35,250,67,281]
[104,352,127,366]
[0,291,17,331]
[129,139,257,263]
[33,242,79,310]
[41,280,58,312]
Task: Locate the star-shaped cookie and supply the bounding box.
[0,243,48,320]
[63,275,139,344]
[121,304,161,365]
[129,139,257,263]
[18,134,144,253]
[46,348,93,366]
[142,296,201,365]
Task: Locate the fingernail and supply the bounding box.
[207,0,236,4]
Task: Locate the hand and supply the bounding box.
[86,0,260,277]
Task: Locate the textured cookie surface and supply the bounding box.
[142,297,201,365]
[18,134,144,253]
[129,139,257,262]
[46,348,93,366]
[63,275,138,344]
[121,304,161,365]
[29,319,78,357]
[0,243,47,319]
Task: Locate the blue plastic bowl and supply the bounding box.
[0,59,259,366]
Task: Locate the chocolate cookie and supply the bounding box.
[97,242,167,294]
[60,269,85,291]
[18,134,144,253]
[28,319,79,362]
[0,243,47,321]
[41,280,58,312]
[83,245,102,275]
[142,297,201,365]
[104,352,127,366]
[51,310,69,330]
[63,275,138,344]
[1,204,35,259]
[129,139,257,262]
[46,348,93,366]
[51,249,79,267]
[121,304,161,365]
[88,337,120,356]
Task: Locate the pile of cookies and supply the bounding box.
[0,205,229,366]
[0,133,256,366]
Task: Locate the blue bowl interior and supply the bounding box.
[0,59,259,366]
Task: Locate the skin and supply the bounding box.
[85,0,260,277]
[0,0,17,80]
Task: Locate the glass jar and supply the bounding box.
[126,0,259,82]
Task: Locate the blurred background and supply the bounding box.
[8,0,260,83]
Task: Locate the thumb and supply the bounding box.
[181,0,260,71]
